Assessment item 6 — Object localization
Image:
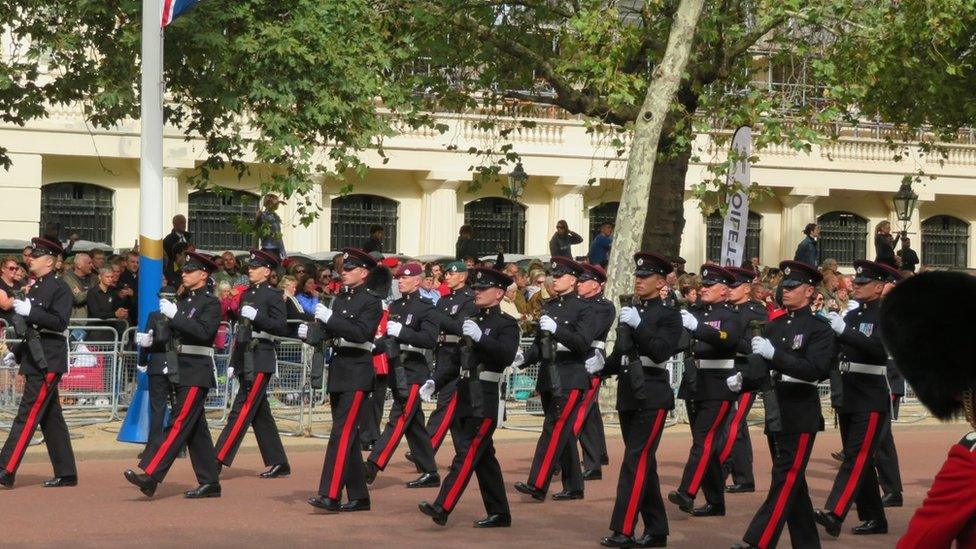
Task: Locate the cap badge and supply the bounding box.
[856,266,863,274]
[343,252,349,259]
[783,267,791,275]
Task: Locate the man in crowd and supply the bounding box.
[61,251,95,320]
[162,214,191,267]
[549,220,584,259]
[588,222,613,267]
[215,251,248,287]
[117,251,139,325]
[896,237,919,274]
[91,249,108,271]
[363,225,384,254]
[794,223,820,267]
[456,225,478,262]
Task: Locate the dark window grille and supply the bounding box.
[40,182,114,245]
[589,202,619,241]
[705,211,762,264]
[330,194,399,252]
[921,215,969,268]
[188,190,259,251]
[817,211,867,265]
[464,197,526,256]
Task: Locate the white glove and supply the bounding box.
[227,366,235,379]
[314,303,333,324]
[680,309,698,331]
[13,298,30,317]
[585,351,605,374]
[619,306,641,328]
[240,305,257,321]
[752,336,775,360]
[159,298,177,319]
[297,323,309,339]
[726,372,743,392]
[162,366,168,375]
[511,348,525,369]
[827,311,846,335]
[135,329,154,348]
[137,364,147,374]
[419,379,436,402]
[386,321,403,338]
[3,352,16,367]
[539,315,557,334]
[462,319,482,342]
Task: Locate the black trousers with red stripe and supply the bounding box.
[368,383,437,473]
[525,388,585,494]
[434,416,508,516]
[609,408,668,537]
[426,378,460,454]
[824,411,887,523]
[0,373,76,478]
[576,376,608,472]
[742,433,819,549]
[875,397,902,496]
[318,390,368,501]
[214,373,288,468]
[720,391,757,486]
[677,398,732,506]
[359,377,387,445]
[139,385,218,485]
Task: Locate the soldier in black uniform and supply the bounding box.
[0,237,77,489]
[876,355,904,507]
[600,252,682,548]
[514,257,595,501]
[137,286,181,458]
[214,249,290,479]
[419,267,518,527]
[305,248,384,513]
[720,266,766,494]
[124,251,222,498]
[365,262,440,488]
[732,260,834,549]
[814,260,901,538]
[669,264,742,517]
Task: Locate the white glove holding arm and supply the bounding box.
[135,329,154,348]
[680,309,699,331]
[462,319,482,342]
[3,352,16,367]
[419,379,436,402]
[584,350,605,375]
[297,323,309,339]
[511,348,525,369]
[827,311,846,335]
[726,372,743,392]
[314,303,333,324]
[539,315,557,334]
[751,336,776,360]
[227,366,235,379]
[159,298,177,319]
[240,305,257,321]
[386,321,403,338]
[619,306,641,329]
[12,298,30,317]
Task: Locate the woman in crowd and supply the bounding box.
[875,220,903,268]
[295,273,319,316]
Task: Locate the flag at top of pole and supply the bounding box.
[162,0,200,27]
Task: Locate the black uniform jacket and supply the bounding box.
[231,282,289,374]
[837,299,890,413]
[431,286,478,390]
[322,283,382,392]
[457,305,519,420]
[605,297,682,411]
[523,292,595,392]
[388,290,439,384]
[168,288,221,388]
[15,272,72,375]
[689,302,742,401]
[583,292,616,369]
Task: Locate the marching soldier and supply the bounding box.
[365,262,441,488]
[0,237,77,489]
[814,260,901,538]
[514,257,595,502]
[876,355,904,508]
[304,248,384,513]
[138,285,182,459]
[600,252,682,548]
[124,251,222,498]
[732,260,834,549]
[669,264,742,517]
[574,263,614,481]
[214,249,290,479]
[418,267,518,527]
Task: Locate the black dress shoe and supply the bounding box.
[406,472,441,488]
[474,513,512,528]
[419,501,448,525]
[184,483,221,499]
[513,481,546,501]
[404,452,423,473]
[0,469,15,488]
[831,451,845,462]
[814,509,842,537]
[881,492,903,507]
[307,495,341,512]
[123,469,157,497]
[601,532,637,548]
[552,489,584,501]
[691,504,725,517]
[43,476,78,487]
[582,469,603,481]
[725,483,755,493]
[600,454,610,466]
[852,519,888,535]
[260,463,291,479]
[365,461,378,485]
[635,533,667,547]
[667,490,694,514]
[340,498,371,512]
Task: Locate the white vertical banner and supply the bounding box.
[719,126,752,268]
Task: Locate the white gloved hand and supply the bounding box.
[539,315,557,334]
[511,348,525,369]
[462,319,482,342]
[726,372,743,392]
[419,379,436,402]
[240,305,257,321]
[162,366,168,375]
[752,336,775,360]
[13,298,30,317]
[386,321,403,338]
[297,323,309,339]
[159,298,177,319]
[135,329,154,348]
[585,351,605,374]
[3,352,16,367]
[827,311,846,335]
[227,366,235,379]
[314,303,333,324]
[619,306,641,328]
[680,309,699,331]
[137,364,147,374]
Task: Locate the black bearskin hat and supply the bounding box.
[365,264,393,299]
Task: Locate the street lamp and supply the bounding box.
[507,162,528,202]
[892,177,918,233]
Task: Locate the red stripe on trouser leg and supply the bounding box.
[758,434,811,549]
[217,373,266,462]
[375,384,420,468]
[832,412,881,517]
[5,372,57,473]
[328,391,364,499]
[687,400,731,495]
[719,392,752,463]
[145,387,200,476]
[533,389,582,489]
[621,409,667,536]
[573,377,600,436]
[431,393,458,451]
[442,418,493,512]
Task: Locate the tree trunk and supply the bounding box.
[640,146,693,257]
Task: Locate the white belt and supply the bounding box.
[698,359,734,370]
[439,334,461,344]
[400,344,430,355]
[178,344,215,357]
[840,362,887,376]
[336,339,373,351]
[591,341,606,350]
[638,356,668,369]
[459,370,504,383]
[252,331,275,341]
[779,374,817,386]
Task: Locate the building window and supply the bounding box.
[40,182,114,245]
[589,202,619,241]
[705,211,762,264]
[921,215,969,268]
[188,190,259,251]
[330,194,399,252]
[464,197,526,256]
[817,211,867,265]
